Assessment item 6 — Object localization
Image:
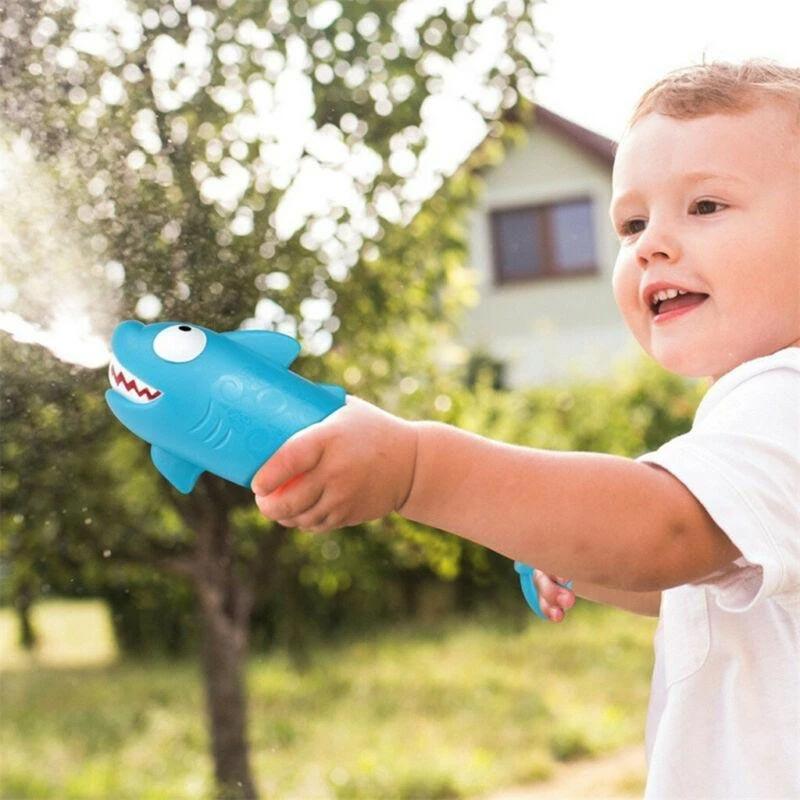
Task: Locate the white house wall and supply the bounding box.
[456,124,643,388]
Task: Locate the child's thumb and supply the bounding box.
[251,429,324,495]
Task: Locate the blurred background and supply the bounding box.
[1,1,797,798]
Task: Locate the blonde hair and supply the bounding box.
[626,58,800,133]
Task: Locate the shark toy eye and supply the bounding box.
[153,325,207,363]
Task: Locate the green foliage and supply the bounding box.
[370,353,699,621]
[0,0,705,665]
[0,4,674,797]
[0,0,553,665]
[1,0,542,337]
[332,768,461,800]
[0,334,112,603]
[1,325,705,655]
[0,601,655,799]
[0,333,201,652]
[549,725,593,762]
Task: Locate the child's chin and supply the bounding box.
[650,343,713,378]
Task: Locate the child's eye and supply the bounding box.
[619,218,646,236]
[692,199,726,215]
[618,199,726,237]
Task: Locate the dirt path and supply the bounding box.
[480,745,647,800]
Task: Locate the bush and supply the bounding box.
[247,352,705,649]
[4,341,704,656]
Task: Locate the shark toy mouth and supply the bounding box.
[108,354,163,404]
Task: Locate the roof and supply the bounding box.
[532,105,617,167]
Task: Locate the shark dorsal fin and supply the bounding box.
[222,330,301,368]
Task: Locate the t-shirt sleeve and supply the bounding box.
[636,364,800,612]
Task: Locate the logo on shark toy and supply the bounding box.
[105,320,346,493]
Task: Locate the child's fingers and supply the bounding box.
[251,431,324,496]
[532,571,560,622]
[558,591,576,610]
[533,570,561,606]
[548,575,576,607]
[255,474,323,522]
[534,570,575,620]
[540,595,564,622]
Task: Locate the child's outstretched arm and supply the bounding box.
[251,396,740,594]
[399,420,740,592]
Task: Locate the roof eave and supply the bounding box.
[532,105,617,167]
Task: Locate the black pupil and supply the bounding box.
[179,326,191,332]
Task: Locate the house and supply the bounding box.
[455,105,642,388]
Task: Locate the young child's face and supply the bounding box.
[609,101,800,380]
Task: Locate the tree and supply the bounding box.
[0,1,548,796]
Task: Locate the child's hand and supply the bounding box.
[534,570,576,622]
[250,395,418,533]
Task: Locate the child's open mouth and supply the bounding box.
[651,292,709,323]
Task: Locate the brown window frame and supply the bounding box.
[489,196,599,286]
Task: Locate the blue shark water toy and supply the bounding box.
[105,320,346,494]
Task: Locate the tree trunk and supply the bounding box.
[189,483,258,800]
[15,583,37,650]
[400,569,422,617]
[196,581,257,800]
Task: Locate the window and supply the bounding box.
[490,197,598,284]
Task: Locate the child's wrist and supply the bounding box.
[395,420,447,520]
[394,418,421,514]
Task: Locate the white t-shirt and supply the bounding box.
[635,347,800,800]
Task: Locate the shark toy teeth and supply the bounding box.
[105,320,347,494]
[108,354,163,404]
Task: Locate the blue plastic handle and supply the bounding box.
[514,561,573,619]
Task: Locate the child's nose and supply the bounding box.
[634,219,681,268]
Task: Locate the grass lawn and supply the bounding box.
[0,599,656,799]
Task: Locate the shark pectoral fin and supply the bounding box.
[151,446,203,494]
[222,330,302,368]
[318,383,347,403]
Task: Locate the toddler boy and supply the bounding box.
[252,60,800,798]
